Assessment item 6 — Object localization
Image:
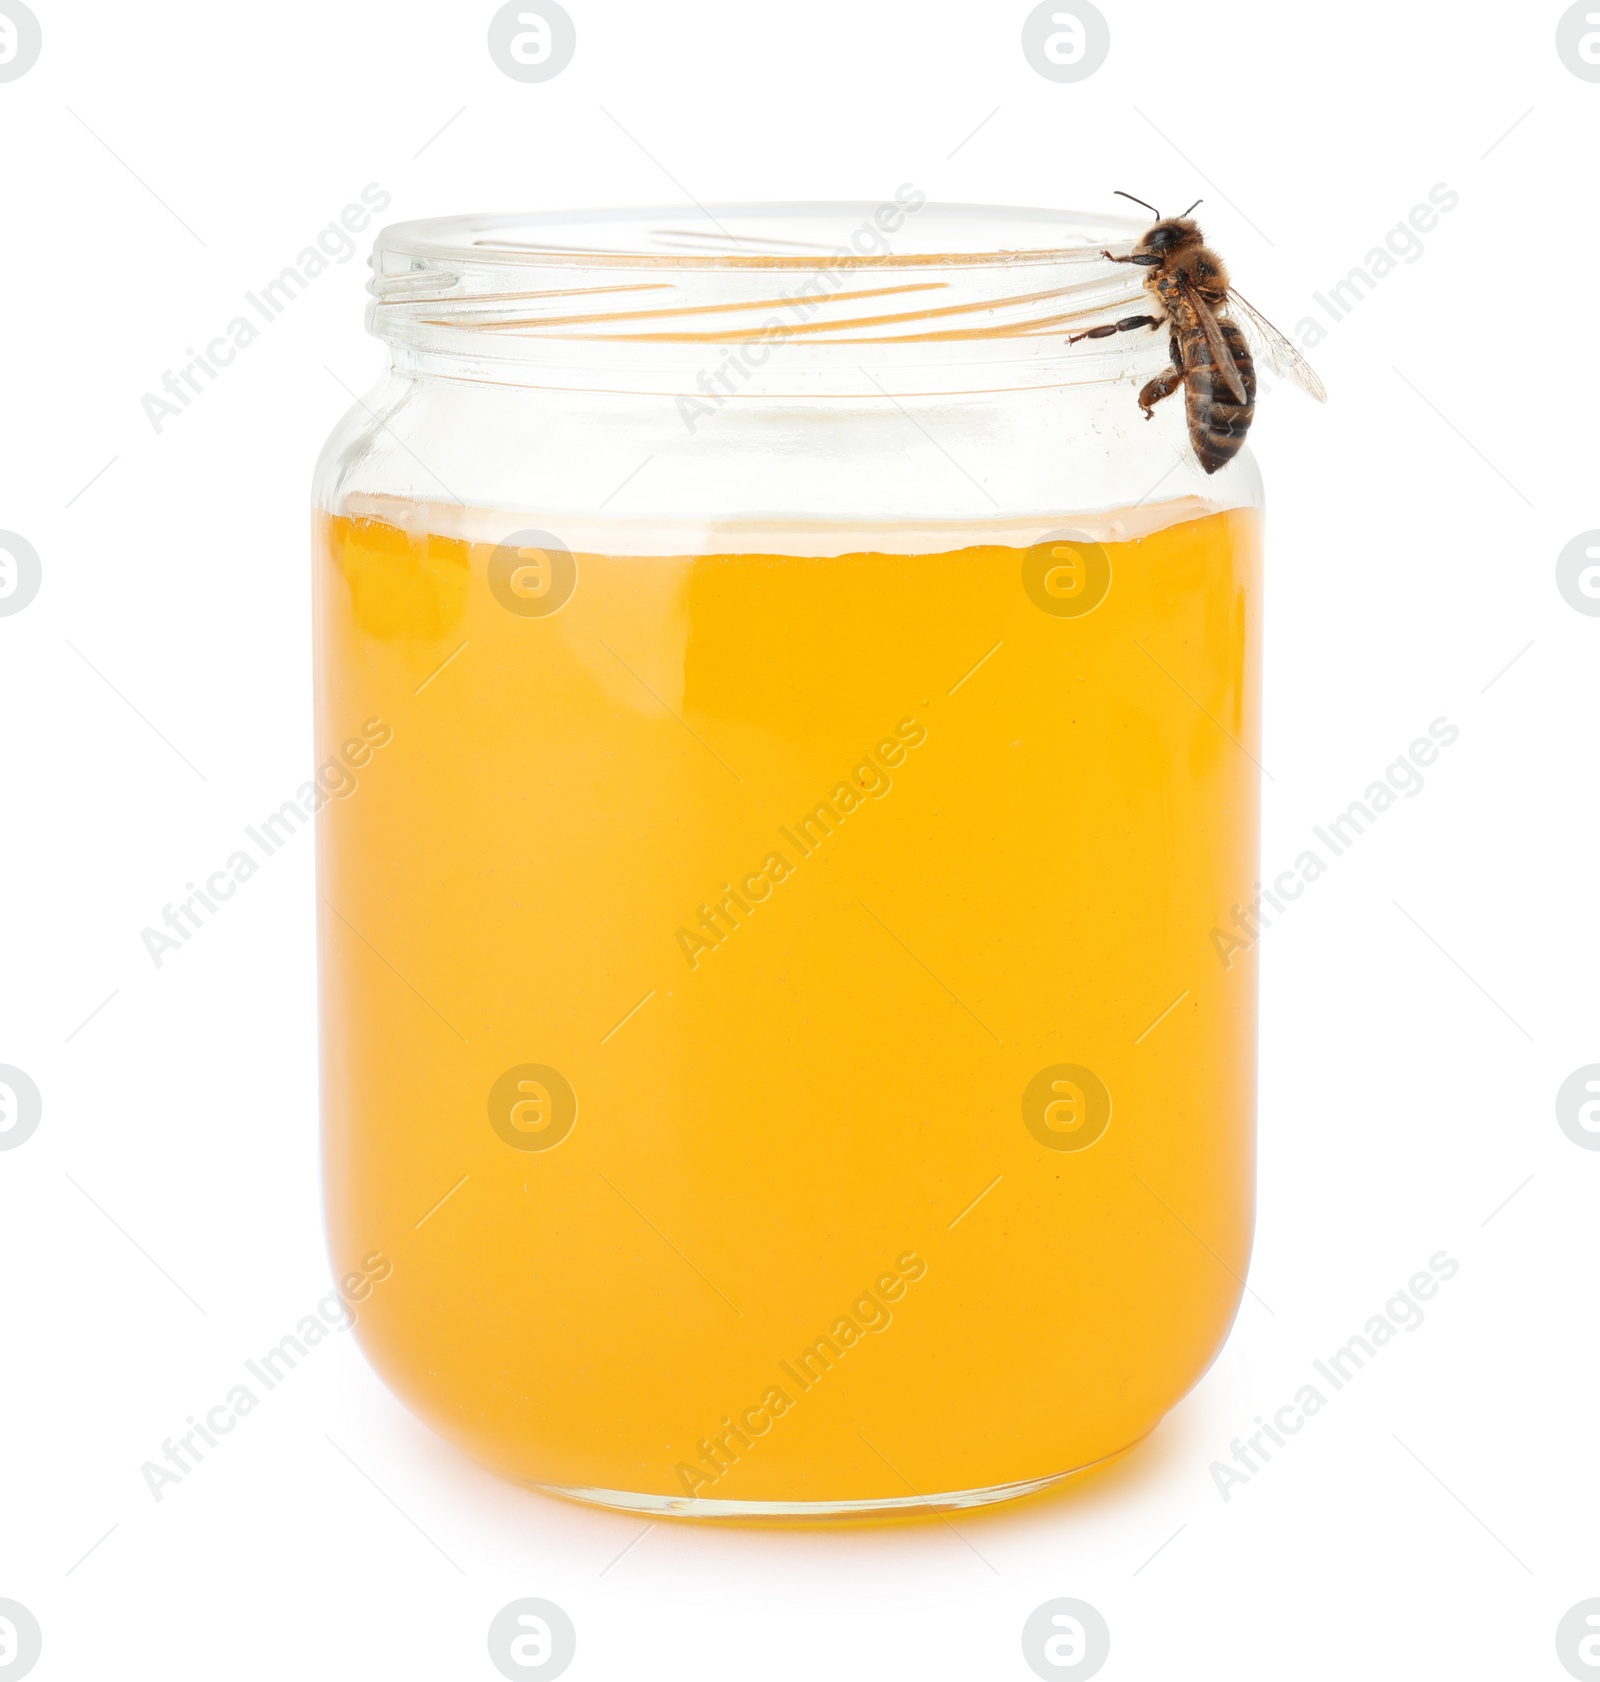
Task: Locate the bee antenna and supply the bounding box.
[1113,189,1162,219]
[1179,198,1203,218]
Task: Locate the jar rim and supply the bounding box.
[374,200,1150,271]
[366,199,1162,392]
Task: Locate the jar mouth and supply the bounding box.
[375,201,1149,271]
[368,201,1162,394]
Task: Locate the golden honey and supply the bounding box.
[316,502,1260,1512]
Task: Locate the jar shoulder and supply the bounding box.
[314,369,1263,531]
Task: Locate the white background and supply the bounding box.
[2,2,1596,1677]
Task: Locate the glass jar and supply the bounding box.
[313,201,1263,1518]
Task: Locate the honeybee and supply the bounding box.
[1069,192,1327,475]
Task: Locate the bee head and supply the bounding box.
[1138,216,1202,255]
[1113,193,1205,260]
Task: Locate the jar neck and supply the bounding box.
[367,202,1163,398]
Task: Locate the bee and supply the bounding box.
[1068,191,1327,474]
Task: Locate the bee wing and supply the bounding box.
[1174,277,1249,406]
[1228,289,1328,403]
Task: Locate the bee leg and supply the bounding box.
[1068,314,1160,345]
[1137,369,1185,418]
[1102,250,1162,267]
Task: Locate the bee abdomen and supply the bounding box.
[1183,318,1257,474]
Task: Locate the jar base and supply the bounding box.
[534,1446,1132,1522]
